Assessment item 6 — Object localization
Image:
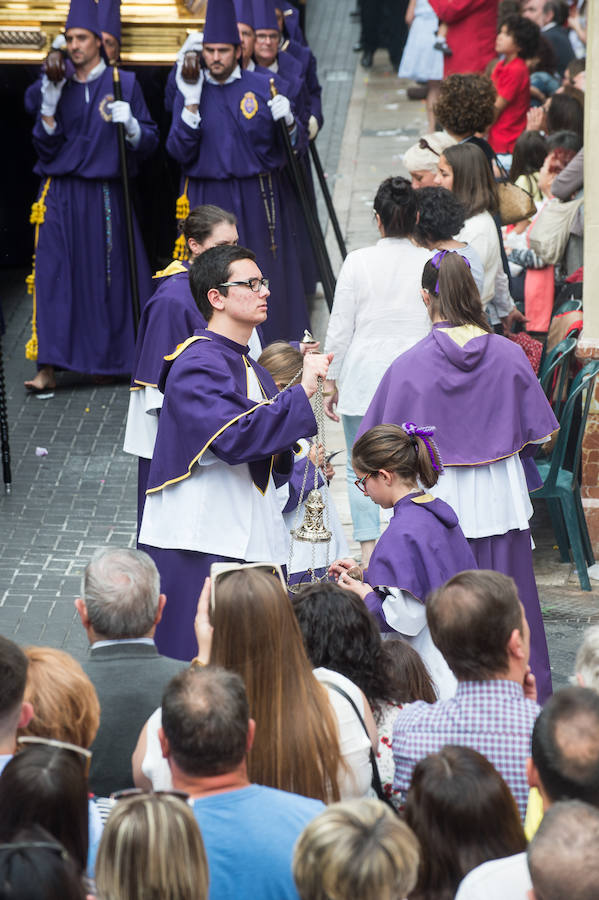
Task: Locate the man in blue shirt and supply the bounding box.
[159,665,324,900]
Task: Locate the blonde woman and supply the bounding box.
[95,793,208,900]
[293,798,420,900]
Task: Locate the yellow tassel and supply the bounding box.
[25,331,38,361]
[172,178,190,260]
[176,193,190,219]
[25,177,52,362]
[173,233,189,261]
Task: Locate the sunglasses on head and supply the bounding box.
[209,561,286,612]
[17,736,92,778]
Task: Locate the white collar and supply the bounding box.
[205,64,242,85]
[541,22,556,31]
[73,58,106,83]
[246,58,256,71]
[266,59,279,73]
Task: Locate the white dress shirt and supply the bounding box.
[325,237,433,417]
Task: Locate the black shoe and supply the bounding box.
[353,41,363,52]
[361,50,373,68]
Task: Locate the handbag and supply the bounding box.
[321,680,398,813]
[495,157,537,226]
[528,196,584,265]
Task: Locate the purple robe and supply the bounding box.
[363,492,477,629]
[358,322,558,702]
[166,69,310,344]
[30,66,159,374]
[283,39,323,127]
[358,323,558,463]
[143,328,317,658]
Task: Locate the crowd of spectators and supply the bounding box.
[2,555,599,899]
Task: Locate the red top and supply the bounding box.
[488,57,530,154]
[429,0,499,77]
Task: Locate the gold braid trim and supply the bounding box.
[25,177,52,361]
[173,177,190,261]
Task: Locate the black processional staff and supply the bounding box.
[269,79,336,311]
[0,331,12,494]
[309,140,347,260]
[112,64,141,334]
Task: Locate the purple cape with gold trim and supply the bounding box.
[358,323,558,466]
[365,492,477,603]
[146,329,317,495]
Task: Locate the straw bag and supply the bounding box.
[495,158,537,225]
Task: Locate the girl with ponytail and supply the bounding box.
[358,250,559,703]
[329,422,476,700]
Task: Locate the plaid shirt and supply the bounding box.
[392,680,541,819]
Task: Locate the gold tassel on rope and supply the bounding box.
[25,177,52,361]
[172,177,190,261]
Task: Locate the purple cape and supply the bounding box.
[147,328,317,495]
[358,323,558,465]
[365,492,477,604]
[131,263,201,387]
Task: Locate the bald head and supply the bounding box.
[528,800,599,900]
[532,687,599,806]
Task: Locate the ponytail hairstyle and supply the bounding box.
[421,251,491,333]
[352,424,442,491]
[182,204,237,246]
[258,341,303,388]
[373,177,417,238]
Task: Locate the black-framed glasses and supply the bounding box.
[17,736,92,777]
[418,137,440,157]
[354,473,373,494]
[219,277,269,293]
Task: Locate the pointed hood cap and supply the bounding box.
[234,0,254,28]
[65,0,101,37]
[252,0,279,31]
[98,0,121,41]
[203,0,240,44]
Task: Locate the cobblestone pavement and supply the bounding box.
[0,0,362,662]
[1,4,597,693]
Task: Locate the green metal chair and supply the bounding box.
[532,361,599,591]
[538,335,578,418]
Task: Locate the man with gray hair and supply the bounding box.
[528,800,599,900]
[76,547,185,796]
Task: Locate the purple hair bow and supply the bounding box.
[401,422,443,473]
[430,249,471,293]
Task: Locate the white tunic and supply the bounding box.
[138,364,289,563]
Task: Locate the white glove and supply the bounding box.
[308,114,319,140]
[268,94,294,127]
[176,58,203,107]
[108,99,139,135]
[176,30,204,65]
[40,73,65,117]
[51,34,67,50]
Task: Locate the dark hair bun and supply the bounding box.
[389,176,411,205]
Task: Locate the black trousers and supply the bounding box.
[361,0,409,67]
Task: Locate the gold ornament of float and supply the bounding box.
[0,0,206,64]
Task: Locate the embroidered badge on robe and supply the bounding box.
[99,94,115,122]
[240,91,258,120]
